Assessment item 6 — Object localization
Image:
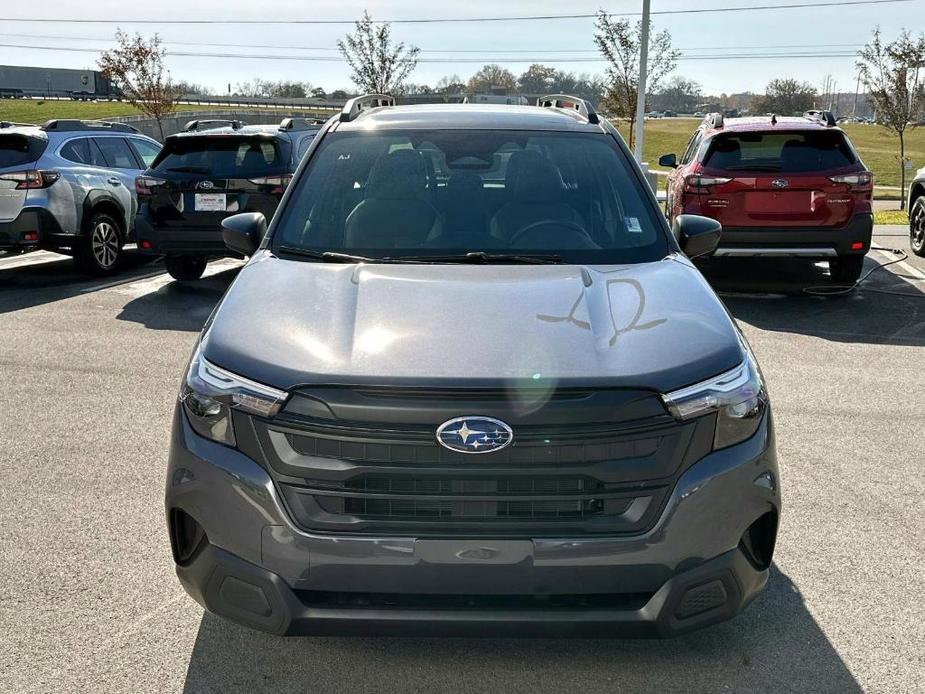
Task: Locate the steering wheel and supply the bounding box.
[509,219,597,249]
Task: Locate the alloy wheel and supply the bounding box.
[91,221,120,269]
[912,201,925,253]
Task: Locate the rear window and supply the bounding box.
[0,134,47,168]
[703,131,857,172]
[151,136,290,178]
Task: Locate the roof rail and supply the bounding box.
[0,121,37,129]
[339,93,395,122]
[703,112,724,129]
[184,119,244,132]
[537,94,600,124]
[278,117,324,132]
[41,119,139,134]
[804,110,836,127]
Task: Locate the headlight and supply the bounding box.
[661,345,767,450]
[179,343,288,446]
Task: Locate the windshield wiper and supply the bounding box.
[388,251,563,265]
[276,247,563,265]
[166,166,211,173]
[277,246,384,263]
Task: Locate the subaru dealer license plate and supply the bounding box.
[194,193,226,212]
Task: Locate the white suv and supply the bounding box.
[0,119,161,274]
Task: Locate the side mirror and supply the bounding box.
[672,214,722,258]
[658,153,677,168]
[222,212,266,257]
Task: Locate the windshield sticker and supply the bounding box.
[626,217,643,234]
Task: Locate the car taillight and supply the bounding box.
[684,174,732,191]
[247,174,292,193]
[0,170,59,189]
[828,172,872,186]
[135,175,166,196]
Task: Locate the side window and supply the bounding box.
[94,137,140,169]
[87,139,109,167]
[680,131,703,165]
[297,135,316,159]
[128,138,161,168]
[60,138,91,164]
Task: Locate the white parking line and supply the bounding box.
[82,257,244,295]
[871,248,925,282]
[0,250,68,270]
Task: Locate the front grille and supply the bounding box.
[297,590,654,611]
[233,385,714,537]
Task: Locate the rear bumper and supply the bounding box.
[166,405,781,637]
[713,213,872,257]
[0,208,63,250]
[134,214,233,257]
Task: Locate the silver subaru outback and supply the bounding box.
[167,95,780,638]
[0,119,161,274]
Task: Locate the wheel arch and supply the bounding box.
[81,191,126,237]
[910,181,925,210]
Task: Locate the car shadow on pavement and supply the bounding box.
[700,256,925,346]
[0,251,167,315]
[180,565,861,694]
[115,267,240,331]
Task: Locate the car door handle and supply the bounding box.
[107,176,121,186]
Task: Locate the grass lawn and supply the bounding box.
[0,100,331,124]
[872,209,909,225]
[612,118,924,191]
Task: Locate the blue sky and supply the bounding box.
[0,0,920,95]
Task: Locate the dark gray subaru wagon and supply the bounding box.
[167,94,780,637]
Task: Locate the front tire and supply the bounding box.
[75,211,124,276]
[165,254,207,281]
[829,254,865,285]
[910,197,925,257]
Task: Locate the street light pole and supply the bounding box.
[633,0,651,162]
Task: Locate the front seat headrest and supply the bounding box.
[507,150,565,202]
[366,150,428,200]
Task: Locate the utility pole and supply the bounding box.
[853,72,860,116]
[633,0,651,162]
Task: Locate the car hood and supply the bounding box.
[201,252,744,394]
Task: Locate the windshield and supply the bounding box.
[150,136,290,178]
[703,130,857,172]
[272,130,669,264]
[0,134,47,169]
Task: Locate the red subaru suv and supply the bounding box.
[660,111,873,283]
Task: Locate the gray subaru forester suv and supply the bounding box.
[0,119,161,274]
[167,95,780,637]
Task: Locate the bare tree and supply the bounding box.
[435,74,466,102]
[338,11,420,95]
[753,78,818,115]
[98,31,179,140]
[517,64,559,94]
[857,28,925,208]
[466,64,517,94]
[593,11,679,149]
[650,75,702,113]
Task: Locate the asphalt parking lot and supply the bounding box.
[1,228,923,694]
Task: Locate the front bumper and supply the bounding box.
[712,212,873,258]
[166,406,780,637]
[134,214,234,257]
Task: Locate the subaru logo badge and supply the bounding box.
[436,416,513,454]
[197,180,214,190]
[771,179,789,189]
